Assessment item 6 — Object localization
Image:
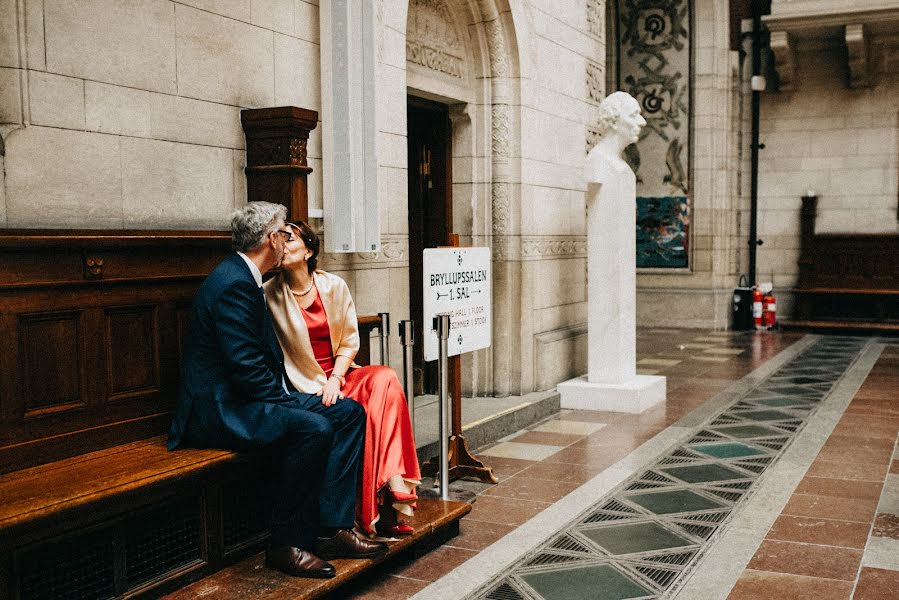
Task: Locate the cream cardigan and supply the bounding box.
[264,270,360,393]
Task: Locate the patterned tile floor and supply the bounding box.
[462,336,869,600]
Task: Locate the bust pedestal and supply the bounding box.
[558,125,665,413]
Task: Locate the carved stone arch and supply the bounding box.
[405,0,480,103]
[394,0,526,396]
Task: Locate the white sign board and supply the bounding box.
[423,247,492,361]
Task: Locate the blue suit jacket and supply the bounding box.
[168,253,297,450]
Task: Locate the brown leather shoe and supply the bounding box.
[265,546,335,578]
[313,529,388,560]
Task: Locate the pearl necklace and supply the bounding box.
[289,277,315,297]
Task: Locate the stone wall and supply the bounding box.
[0,0,321,230]
[757,37,899,315]
[0,0,607,396]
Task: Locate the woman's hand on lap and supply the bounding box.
[317,376,344,406]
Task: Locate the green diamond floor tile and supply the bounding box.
[714,424,781,438]
[754,397,815,407]
[582,521,694,555]
[660,464,750,484]
[521,564,652,600]
[692,442,767,459]
[626,489,726,514]
[738,409,795,422]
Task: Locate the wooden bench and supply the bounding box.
[783,196,899,332]
[0,230,470,600]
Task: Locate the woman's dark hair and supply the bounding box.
[288,221,320,274]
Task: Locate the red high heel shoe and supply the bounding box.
[376,505,414,536]
[385,489,418,503]
[379,523,414,536]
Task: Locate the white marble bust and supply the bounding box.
[558,92,665,411]
[586,91,646,185]
[584,91,646,384]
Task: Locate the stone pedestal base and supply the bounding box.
[558,375,666,413]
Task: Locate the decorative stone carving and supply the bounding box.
[845,24,871,88]
[406,41,465,78]
[492,182,510,234]
[764,2,899,90]
[477,0,499,21]
[586,60,604,103]
[406,0,466,79]
[319,236,408,269]
[491,104,511,157]
[485,18,508,77]
[491,236,520,262]
[521,237,587,259]
[587,0,603,38]
[769,30,795,91]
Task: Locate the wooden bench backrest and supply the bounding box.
[797,196,899,291]
[0,230,231,474]
[0,230,380,475]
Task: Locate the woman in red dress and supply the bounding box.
[264,221,420,537]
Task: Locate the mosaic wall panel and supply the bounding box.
[618,0,691,268]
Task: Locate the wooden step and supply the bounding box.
[161,498,472,600]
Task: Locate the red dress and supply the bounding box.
[299,292,421,534]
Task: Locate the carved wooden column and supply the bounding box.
[240,106,318,222]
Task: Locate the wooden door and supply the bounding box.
[407,98,452,394]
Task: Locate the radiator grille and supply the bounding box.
[19,529,116,600]
[124,497,202,588]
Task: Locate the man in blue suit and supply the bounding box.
[169,201,386,578]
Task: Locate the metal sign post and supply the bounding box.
[435,313,451,500]
[378,312,390,365]
[398,319,415,434]
[421,235,497,485]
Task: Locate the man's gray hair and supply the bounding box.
[595,91,639,136]
[230,201,287,253]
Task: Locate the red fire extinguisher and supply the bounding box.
[752,287,763,330]
[763,289,777,329]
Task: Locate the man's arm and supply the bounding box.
[215,280,292,403]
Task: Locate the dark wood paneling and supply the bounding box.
[0,229,379,474]
[19,312,83,414]
[106,306,160,400]
[0,230,232,474]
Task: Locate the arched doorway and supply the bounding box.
[385,0,525,396]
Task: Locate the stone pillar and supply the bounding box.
[241,106,318,223]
